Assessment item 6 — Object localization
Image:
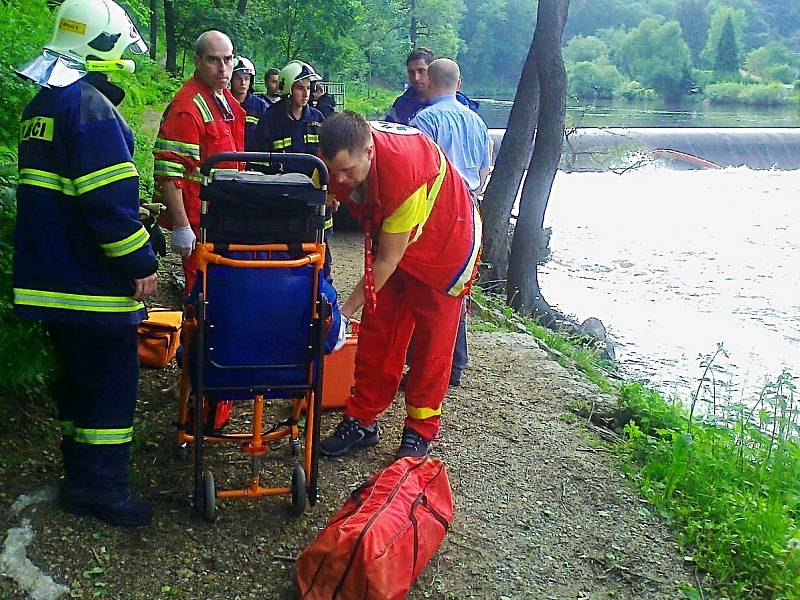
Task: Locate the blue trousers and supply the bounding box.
[47,322,138,490]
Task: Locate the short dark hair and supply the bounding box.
[406,47,434,66]
[319,111,371,159]
[265,67,280,81]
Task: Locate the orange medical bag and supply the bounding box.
[137,309,182,368]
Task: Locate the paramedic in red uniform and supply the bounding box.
[318,112,482,460]
[153,30,245,295]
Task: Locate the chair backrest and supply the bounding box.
[200,171,326,244]
[200,253,319,398]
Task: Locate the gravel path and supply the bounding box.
[0,232,705,599]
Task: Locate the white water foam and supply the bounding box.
[2,489,68,600]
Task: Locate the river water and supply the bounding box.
[537,166,800,400]
[477,98,800,129]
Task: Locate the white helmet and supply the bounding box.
[232,56,256,77]
[45,0,148,63]
[278,60,321,95]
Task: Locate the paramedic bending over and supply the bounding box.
[317,112,482,461]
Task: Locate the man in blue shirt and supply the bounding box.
[385,48,479,125]
[411,59,492,197]
[410,58,492,387]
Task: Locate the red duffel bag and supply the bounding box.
[296,456,453,600]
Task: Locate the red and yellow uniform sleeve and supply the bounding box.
[153,110,201,185]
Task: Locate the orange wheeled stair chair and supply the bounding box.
[176,152,334,521]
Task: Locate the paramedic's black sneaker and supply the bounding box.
[320,417,379,458]
[59,486,153,528]
[394,427,431,460]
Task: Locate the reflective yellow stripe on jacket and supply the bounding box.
[99,226,150,258]
[154,137,200,161]
[19,162,138,196]
[13,288,144,313]
[193,94,214,123]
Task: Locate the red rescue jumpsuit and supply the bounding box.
[153,74,245,293]
[331,121,482,441]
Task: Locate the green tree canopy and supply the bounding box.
[567,61,625,100]
[620,18,693,101]
[563,35,610,64]
[675,0,710,61]
[745,42,800,81]
[713,13,740,74]
[700,6,746,66]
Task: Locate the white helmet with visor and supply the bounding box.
[17,0,148,87]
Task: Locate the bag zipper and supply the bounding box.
[330,458,430,598]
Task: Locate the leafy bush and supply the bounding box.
[738,82,790,106]
[763,64,798,85]
[344,82,398,119]
[0,0,52,148]
[567,60,626,100]
[705,81,744,104]
[616,80,656,102]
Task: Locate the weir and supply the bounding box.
[488,127,800,171]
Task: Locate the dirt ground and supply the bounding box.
[0,232,710,600]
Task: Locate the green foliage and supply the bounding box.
[0,0,53,148]
[713,14,741,75]
[567,61,626,100]
[620,366,800,598]
[745,42,800,82]
[701,7,746,68]
[617,80,657,101]
[344,82,398,119]
[471,287,617,393]
[620,19,694,101]
[459,0,537,96]
[563,35,610,64]
[0,188,57,399]
[706,81,790,105]
[676,0,710,61]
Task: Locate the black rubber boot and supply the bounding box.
[59,443,153,527]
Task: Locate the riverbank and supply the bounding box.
[0,232,708,599]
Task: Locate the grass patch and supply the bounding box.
[344,82,398,119]
[471,286,617,394]
[470,285,800,598]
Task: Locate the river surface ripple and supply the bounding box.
[538,167,800,401]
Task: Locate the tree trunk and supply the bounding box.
[148,0,158,61]
[163,0,177,74]
[478,28,541,289]
[237,0,247,14]
[410,0,418,46]
[506,0,570,326]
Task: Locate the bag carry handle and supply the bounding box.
[350,479,374,506]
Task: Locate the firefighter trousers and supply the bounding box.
[47,323,138,491]
[345,269,463,441]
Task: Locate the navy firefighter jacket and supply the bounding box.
[13,73,157,325]
[251,97,324,174]
[241,92,268,151]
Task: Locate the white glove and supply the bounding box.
[172,225,196,257]
[332,314,349,352]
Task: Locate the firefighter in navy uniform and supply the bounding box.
[13,0,158,527]
[230,56,268,151]
[252,60,325,173]
[252,60,335,278]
